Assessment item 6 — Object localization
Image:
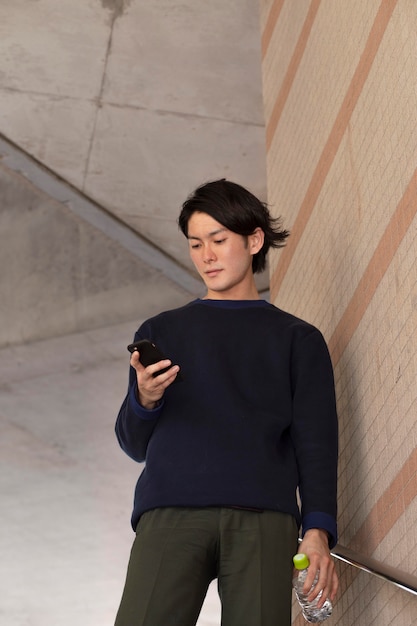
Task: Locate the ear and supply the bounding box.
[248,227,265,255]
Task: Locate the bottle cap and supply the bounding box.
[293,553,310,570]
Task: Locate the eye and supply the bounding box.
[190,242,201,249]
[214,238,226,245]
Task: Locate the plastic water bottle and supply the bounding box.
[293,553,333,623]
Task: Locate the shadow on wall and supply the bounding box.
[0,163,193,348]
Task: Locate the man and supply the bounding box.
[115,179,338,625]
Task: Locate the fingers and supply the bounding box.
[145,363,180,388]
[298,529,338,606]
[130,351,175,379]
[329,568,339,602]
[130,351,180,408]
[304,554,337,607]
[311,556,332,607]
[302,554,327,598]
[129,349,145,372]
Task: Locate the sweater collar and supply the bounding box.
[195,298,268,309]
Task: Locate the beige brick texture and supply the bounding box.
[260,1,417,623]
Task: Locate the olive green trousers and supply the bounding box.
[115,507,298,626]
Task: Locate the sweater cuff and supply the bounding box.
[128,384,164,420]
[302,512,338,549]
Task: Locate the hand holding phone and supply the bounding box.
[127,339,181,380]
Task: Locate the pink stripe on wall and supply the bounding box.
[261,0,286,59]
[269,0,399,300]
[351,447,417,554]
[329,166,417,366]
[265,0,321,152]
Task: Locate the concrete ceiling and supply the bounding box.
[0,0,269,310]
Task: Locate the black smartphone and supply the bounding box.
[127,339,173,378]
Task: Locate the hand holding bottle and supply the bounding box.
[293,553,333,622]
[297,528,338,608]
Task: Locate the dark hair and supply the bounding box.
[178,179,289,273]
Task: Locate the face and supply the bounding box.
[186,211,264,300]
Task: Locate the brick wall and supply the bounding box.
[260,1,417,623]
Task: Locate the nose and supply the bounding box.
[203,243,216,263]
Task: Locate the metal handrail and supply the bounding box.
[330,543,417,596]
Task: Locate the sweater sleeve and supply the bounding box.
[290,328,338,547]
[115,359,164,463]
[302,512,338,549]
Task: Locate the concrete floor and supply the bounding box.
[0,320,220,625]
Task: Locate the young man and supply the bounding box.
[114,179,339,626]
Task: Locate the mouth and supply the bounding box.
[205,269,222,277]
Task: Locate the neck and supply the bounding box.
[204,282,260,301]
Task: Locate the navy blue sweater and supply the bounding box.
[115,299,338,547]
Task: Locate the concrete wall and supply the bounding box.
[0,0,267,281]
[260,1,417,624]
[0,161,192,348]
[0,0,268,346]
